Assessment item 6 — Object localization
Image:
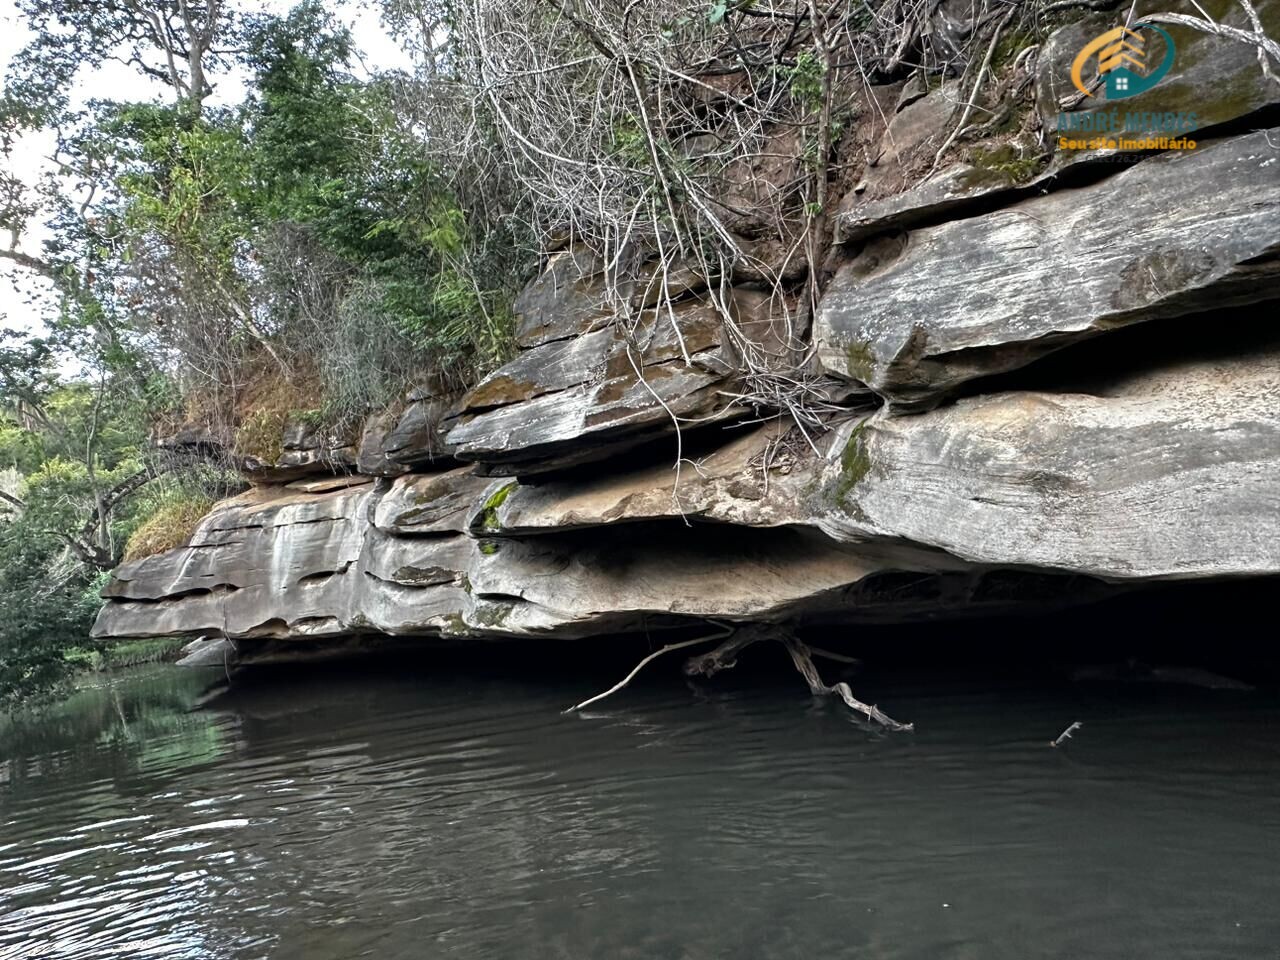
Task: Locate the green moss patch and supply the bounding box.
[834,420,874,511]
[844,340,877,383]
[964,143,1046,187]
[478,481,518,533]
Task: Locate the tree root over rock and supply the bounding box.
[564,625,911,732]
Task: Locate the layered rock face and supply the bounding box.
[94,6,1280,660]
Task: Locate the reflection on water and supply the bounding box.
[1,656,1279,959]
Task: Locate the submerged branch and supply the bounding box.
[782,636,913,731]
[682,624,771,677]
[568,623,902,731]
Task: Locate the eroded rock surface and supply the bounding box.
[97,459,1082,651]
[818,129,1280,408]
[818,333,1280,579]
[94,4,1280,659]
[488,421,810,534]
[1036,0,1280,149]
[444,283,792,474]
[837,0,1280,244]
[95,319,1280,655]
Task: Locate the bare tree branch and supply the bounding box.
[563,624,735,713]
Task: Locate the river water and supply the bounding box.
[1,651,1278,960]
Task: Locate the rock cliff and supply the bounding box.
[93,3,1280,664]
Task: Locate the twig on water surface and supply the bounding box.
[1050,721,1083,748]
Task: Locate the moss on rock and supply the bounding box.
[478,481,518,533]
[834,421,874,511]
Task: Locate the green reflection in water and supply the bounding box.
[0,664,228,793]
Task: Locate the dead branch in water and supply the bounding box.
[567,624,902,729]
[682,624,772,678]
[808,645,860,666]
[1050,721,1083,747]
[563,624,733,714]
[782,636,913,731]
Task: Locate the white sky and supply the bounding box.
[0,0,412,350]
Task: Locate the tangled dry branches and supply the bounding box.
[391,0,977,430]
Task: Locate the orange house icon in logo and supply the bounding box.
[1071,24,1177,100]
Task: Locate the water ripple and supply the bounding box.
[1,666,1278,959]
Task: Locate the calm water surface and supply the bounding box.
[1,654,1278,959]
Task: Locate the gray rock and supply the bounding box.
[98,327,1280,652]
[93,483,474,643]
[285,475,374,494]
[444,288,789,474]
[1036,0,1280,153]
[512,245,616,349]
[836,162,1045,245]
[373,467,497,535]
[240,421,359,484]
[355,405,411,477]
[175,636,237,669]
[382,394,456,467]
[836,0,1280,246]
[816,129,1280,408]
[94,445,1108,649]
[817,334,1280,579]
[513,244,708,349]
[488,421,810,534]
[461,525,1045,637]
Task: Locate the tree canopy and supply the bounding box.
[0,0,531,706]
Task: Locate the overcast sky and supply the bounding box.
[0,0,411,354]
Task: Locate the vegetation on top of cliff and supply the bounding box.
[122,493,216,562]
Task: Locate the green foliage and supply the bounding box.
[965,143,1047,186]
[0,472,109,709]
[0,365,225,709]
[0,0,528,708]
[96,636,187,669]
[834,420,872,511]
[0,581,105,710]
[610,115,651,168]
[478,482,517,533]
[107,0,516,422]
[784,52,824,112]
[0,424,44,473]
[233,409,288,463]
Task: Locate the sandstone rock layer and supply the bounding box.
[95,13,1280,659]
